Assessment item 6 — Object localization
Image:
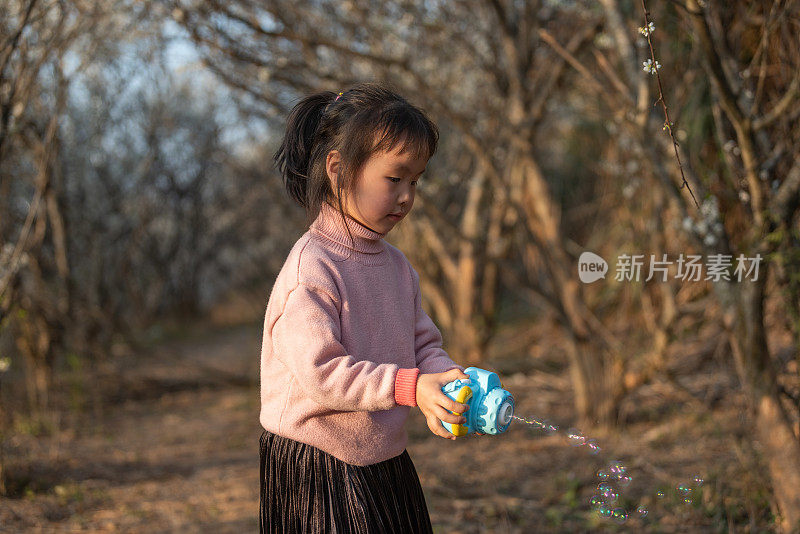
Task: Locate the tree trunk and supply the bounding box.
[407,166,496,366]
[722,261,800,532]
[516,154,623,425]
[565,336,614,426]
[754,392,800,532]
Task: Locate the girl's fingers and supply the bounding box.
[433,405,467,425]
[426,414,456,440]
[439,393,469,414]
[441,368,471,385]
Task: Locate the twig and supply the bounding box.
[639,0,700,209]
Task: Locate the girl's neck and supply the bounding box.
[310,201,388,265]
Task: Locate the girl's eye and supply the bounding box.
[388,177,419,185]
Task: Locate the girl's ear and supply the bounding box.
[326,150,341,189]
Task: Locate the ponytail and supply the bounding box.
[273,91,336,209]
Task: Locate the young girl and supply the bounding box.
[259,81,472,533]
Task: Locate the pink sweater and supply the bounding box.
[259,201,463,465]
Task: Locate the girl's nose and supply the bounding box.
[398,187,413,204]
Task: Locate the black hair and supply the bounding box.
[272,81,439,250]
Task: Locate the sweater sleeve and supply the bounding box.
[410,265,465,375]
[271,282,401,412]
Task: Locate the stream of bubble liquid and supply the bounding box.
[510,414,704,524]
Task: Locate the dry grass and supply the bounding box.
[0,316,786,532]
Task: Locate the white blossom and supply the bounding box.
[638,22,656,37]
[623,183,636,199]
[700,197,719,220]
[642,58,662,74]
[595,33,613,49]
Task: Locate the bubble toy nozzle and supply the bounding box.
[440,366,515,436]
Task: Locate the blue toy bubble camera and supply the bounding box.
[440,367,515,436]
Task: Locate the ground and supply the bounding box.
[0,318,777,532]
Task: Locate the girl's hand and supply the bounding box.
[416,368,471,441]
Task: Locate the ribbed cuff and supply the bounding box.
[395,368,420,406]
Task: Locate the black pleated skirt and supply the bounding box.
[259,429,434,534]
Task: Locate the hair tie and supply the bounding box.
[335,91,343,101]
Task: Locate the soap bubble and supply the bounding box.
[608,461,626,475]
[611,508,628,524]
[511,412,711,526]
[567,428,585,446]
[539,419,558,433]
[597,483,613,494]
[597,483,618,503]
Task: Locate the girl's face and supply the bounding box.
[326,143,428,234]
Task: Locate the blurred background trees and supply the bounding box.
[1,0,289,470]
[2,0,799,530]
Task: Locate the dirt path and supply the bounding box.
[2,323,264,533]
[0,321,762,532]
